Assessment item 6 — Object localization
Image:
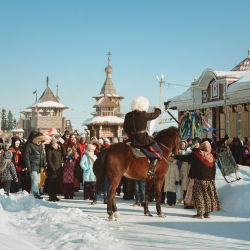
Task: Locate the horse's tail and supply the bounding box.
[93,148,109,193]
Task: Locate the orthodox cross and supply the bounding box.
[107,52,112,65]
[56,84,59,97]
[46,76,49,87]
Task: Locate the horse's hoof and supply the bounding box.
[144,212,153,217]
[113,211,122,218]
[108,215,117,221]
[158,213,166,218]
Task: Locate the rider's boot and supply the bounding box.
[147,158,158,178]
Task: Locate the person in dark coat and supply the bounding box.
[8,136,24,193]
[23,132,46,199]
[173,141,221,219]
[230,138,245,164]
[123,96,162,177]
[46,138,66,202]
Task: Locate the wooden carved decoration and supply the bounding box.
[234,104,244,113]
[204,108,213,116]
[223,106,232,114]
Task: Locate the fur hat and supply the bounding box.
[87,144,95,151]
[80,134,86,139]
[51,138,58,145]
[112,137,118,144]
[48,128,58,136]
[131,96,149,111]
[98,138,104,144]
[103,138,110,144]
[32,132,47,144]
[118,137,123,142]
[193,137,201,144]
[4,150,12,159]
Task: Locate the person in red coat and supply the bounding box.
[123,96,162,178]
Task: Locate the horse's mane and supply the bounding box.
[154,126,179,143]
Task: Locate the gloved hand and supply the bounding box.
[175,181,179,185]
[85,167,90,172]
[52,169,57,177]
[27,168,31,174]
[179,180,182,186]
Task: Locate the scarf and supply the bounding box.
[193,141,215,167]
[86,150,95,164]
[67,141,79,160]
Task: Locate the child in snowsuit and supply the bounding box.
[1,151,18,196]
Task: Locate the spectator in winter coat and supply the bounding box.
[46,138,66,202]
[66,134,81,192]
[174,141,221,219]
[164,158,180,206]
[230,138,245,164]
[63,148,75,199]
[8,136,24,193]
[77,134,87,159]
[176,140,191,204]
[80,144,97,204]
[23,132,46,199]
[1,151,18,196]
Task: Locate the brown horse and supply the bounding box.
[93,126,180,220]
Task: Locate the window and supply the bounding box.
[206,115,212,138]
[210,81,218,99]
[226,113,230,137]
[237,112,241,137]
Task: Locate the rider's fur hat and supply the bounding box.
[131,96,149,112]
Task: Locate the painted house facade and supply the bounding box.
[166,48,250,142]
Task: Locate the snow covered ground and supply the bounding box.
[1,165,250,250]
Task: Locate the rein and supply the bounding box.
[158,142,170,163]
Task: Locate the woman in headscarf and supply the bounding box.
[66,134,81,192]
[173,141,221,219]
[8,136,24,193]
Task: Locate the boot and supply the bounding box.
[48,195,54,202]
[133,200,140,206]
[147,159,158,178]
[103,198,107,204]
[192,213,203,219]
[204,212,211,218]
[91,199,97,205]
[140,200,145,207]
[54,195,60,202]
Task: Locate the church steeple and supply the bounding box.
[99,52,117,95]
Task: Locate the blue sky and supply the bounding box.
[1,0,250,131]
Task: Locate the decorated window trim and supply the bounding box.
[210,80,219,100]
[202,90,208,103]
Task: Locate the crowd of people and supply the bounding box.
[0,129,123,203]
[0,126,249,219]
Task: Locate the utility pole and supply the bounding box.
[156,74,165,108]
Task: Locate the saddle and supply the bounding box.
[126,142,146,158]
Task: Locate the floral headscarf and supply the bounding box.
[193,141,215,167]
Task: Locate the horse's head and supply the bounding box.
[154,126,181,155]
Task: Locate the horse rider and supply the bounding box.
[123,96,163,178]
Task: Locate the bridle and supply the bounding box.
[158,142,170,163]
[157,133,178,163]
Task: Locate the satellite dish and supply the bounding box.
[156,76,160,81]
[161,74,164,79]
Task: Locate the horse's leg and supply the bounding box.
[155,178,166,217]
[107,185,116,219]
[144,180,154,216]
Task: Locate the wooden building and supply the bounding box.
[21,77,68,137]
[82,54,124,139]
[167,47,250,142]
